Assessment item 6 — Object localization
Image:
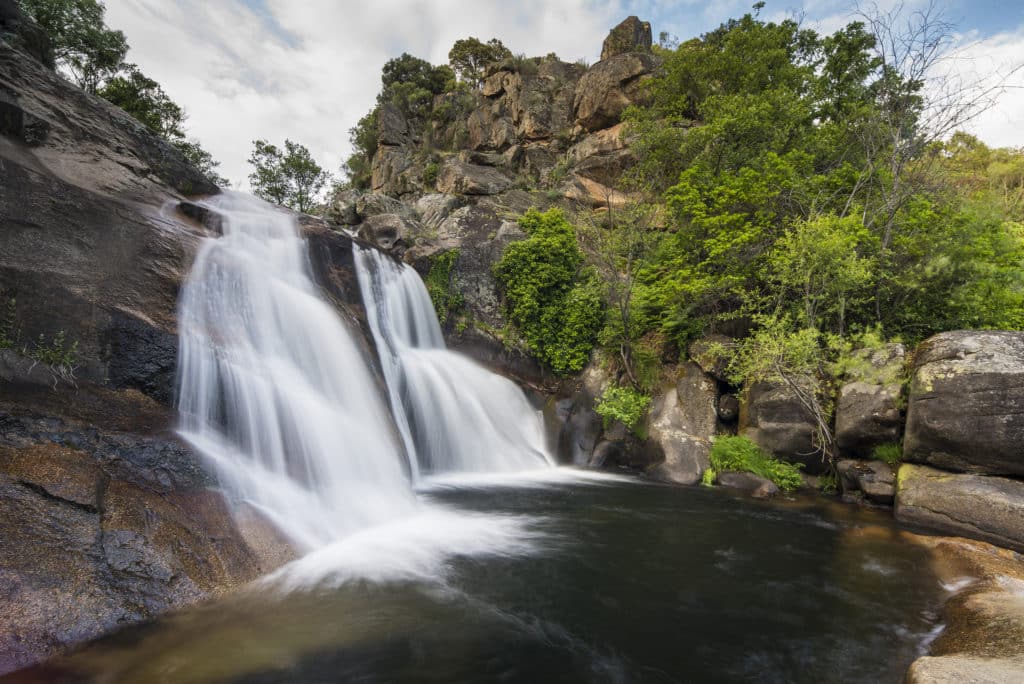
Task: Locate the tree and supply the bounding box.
[379,53,454,119]
[448,37,511,87]
[247,139,330,213]
[578,198,659,387]
[342,107,379,190]
[174,139,229,187]
[98,65,185,139]
[19,0,127,92]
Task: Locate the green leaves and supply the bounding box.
[709,436,804,492]
[594,385,651,433]
[493,209,603,375]
[448,37,511,87]
[247,140,329,213]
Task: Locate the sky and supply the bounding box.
[103,0,1024,188]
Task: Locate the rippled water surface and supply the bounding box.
[7,476,945,684]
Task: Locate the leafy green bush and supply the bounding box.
[818,472,838,495]
[709,435,803,492]
[594,385,651,432]
[424,250,463,325]
[872,442,902,467]
[422,162,440,187]
[493,209,603,374]
[700,467,717,487]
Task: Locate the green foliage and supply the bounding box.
[872,442,902,467]
[709,436,804,492]
[818,472,839,495]
[448,37,511,87]
[0,296,78,380]
[594,385,651,433]
[98,65,183,138]
[422,161,439,187]
[494,209,603,374]
[700,467,716,487]
[343,107,379,190]
[424,250,463,325]
[380,53,454,120]
[173,139,229,187]
[20,0,127,92]
[248,139,330,213]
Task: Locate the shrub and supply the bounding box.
[493,209,603,374]
[422,162,440,187]
[709,435,803,492]
[424,250,463,325]
[701,467,717,487]
[594,385,651,433]
[872,442,902,467]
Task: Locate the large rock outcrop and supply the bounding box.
[895,464,1024,553]
[644,363,717,484]
[904,331,1024,476]
[573,52,657,132]
[835,343,905,458]
[600,16,653,61]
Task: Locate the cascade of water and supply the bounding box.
[175,192,417,550]
[354,247,553,476]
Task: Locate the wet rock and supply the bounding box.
[0,416,297,674]
[904,331,1024,476]
[556,364,610,465]
[436,158,513,195]
[644,363,717,485]
[836,459,895,506]
[574,52,657,132]
[895,464,1024,553]
[905,535,1024,682]
[717,471,780,498]
[600,16,653,61]
[740,380,829,474]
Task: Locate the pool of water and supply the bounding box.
[5,475,945,683]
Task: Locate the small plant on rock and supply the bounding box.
[594,384,651,434]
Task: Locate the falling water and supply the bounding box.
[354,247,553,476]
[175,192,417,550]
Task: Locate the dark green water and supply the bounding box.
[7,476,945,683]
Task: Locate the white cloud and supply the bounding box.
[105,0,620,188]
[103,0,1024,191]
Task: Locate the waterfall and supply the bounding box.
[354,247,553,477]
[175,192,417,550]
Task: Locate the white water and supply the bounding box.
[174,192,567,582]
[175,192,417,550]
[354,247,552,476]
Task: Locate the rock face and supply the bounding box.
[904,331,1024,476]
[895,464,1024,553]
[0,414,295,674]
[644,363,717,484]
[740,381,829,473]
[600,16,653,61]
[574,52,657,132]
[0,0,52,68]
[835,342,905,457]
[436,158,513,195]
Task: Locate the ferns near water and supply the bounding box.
[709,435,804,492]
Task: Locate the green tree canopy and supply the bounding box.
[248,139,330,213]
[19,0,127,92]
[447,37,512,87]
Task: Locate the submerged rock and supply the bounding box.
[904,331,1024,476]
[716,471,780,498]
